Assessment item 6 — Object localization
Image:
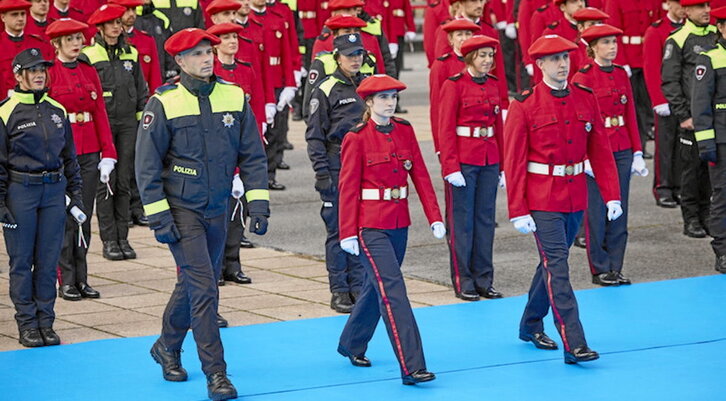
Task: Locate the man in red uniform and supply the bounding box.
[606,0,665,158]
[527,0,583,84]
[504,34,621,364]
[26,0,50,38]
[47,0,86,22]
[0,0,53,98]
[644,0,685,207]
[517,0,547,78]
[424,0,451,67]
[112,0,163,92]
[523,0,565,77]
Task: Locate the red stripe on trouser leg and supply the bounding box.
[584,213,597,275]
[56,265,63,286]
[445,183,462,293]
[533,233,571,352]
[359,229,410,376]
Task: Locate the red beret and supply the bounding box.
[681,0,709,5]
[461,35,499,57]
[324,15,367,30]
[0,0,31,13]
[165,27,221,56]
[205,0,240,16]
[712,5,726,19]
[580,24,623,44]
[46,18,89,39]
[108,0,144,8]
[206,22,244,37]
[441,19,481,33]
[356,74,407,99]
[572,7,610,22]
[528,34,578,59]
[328,0,364,11]
[87,4,126,25]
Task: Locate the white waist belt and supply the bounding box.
[604,115,625,128]
[269,57,281,66]
[361,186,408,200]
[298,11,316,18]
[622,36,642,45]
[456,126,494,138]
[527,161,584,177]
[68,112,92,124]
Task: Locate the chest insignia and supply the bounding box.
[494,105,500,114]
[123,60,133,72]
[222,113,235,128]
[183,7,192,16]
[50,113,64,128]
[143,55,151,63]
[276,30,282,39]
[693,45,705,55]
[620,94,627,104]
[403,160,412,171]
[90,90,97,100]
[585,122,592,133]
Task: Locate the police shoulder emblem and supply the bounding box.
[142,111,154,130]
[123,60,133,72]
[695,64,707,81]
[309,98,319,115]
[50,113,63,128]
[585,122,593,132]
[222,113,235,128]
[620,94,627,104]
[403,160,413,171]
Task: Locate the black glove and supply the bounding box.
[698,139,718,163]
[0,205,17,229]
[249,215,268,235]
[314,174,333,193]
[148,210,180,244]
[247,200,270,235]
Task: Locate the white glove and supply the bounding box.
[512,215,536,234]
[431,221,446,239]
[606,200,623,221]
[653,103,671,117]
[445,171,466,187]
[340,236,360,256]
[525,64,534,76]
[265,103,277,125]
[404,31,416,42]
[388,42,399,59]
[631,151,649,176]
[300,66,308,78]
[276,87,297,111]
[584,159,594,178]
[294,70,302,88]
[505,23,517,40]
[501,108,508,124]
[231,174,244,199]
[498,171,506,189]
[495,21,507,30]
[623,64,633,78]
[98,157,116,184]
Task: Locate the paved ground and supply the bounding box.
[0,51,720,351]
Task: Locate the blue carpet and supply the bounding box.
[1,275,725,401]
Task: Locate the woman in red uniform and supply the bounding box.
[573,24,648,287]
[47,18,117,301]
[437,35,504,301]
[337,75,446,385]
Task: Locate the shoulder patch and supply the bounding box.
[437,53,451,61]
[240,36,253,43]
[236,59,252,67]
[573,82,593,93]
[514,88,534,102]
[155,82,178,95]
[447,72,463,81]
[28,33,44,41]
[537,4,549,12]
[350,122,366,132]
[392,116,411,125]
[579,63,592,73]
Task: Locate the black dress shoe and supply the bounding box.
[77,282,100,298]
[150,339,188,382]
[207,371,237,401]
[402,369,436,385]
[218,276,225,286]
[520,332,558,350]
[102,241,124,261]
[58,284,82,301]
[277,161,290,170]
[119,240,137,259]
[127,219,135,227]
[39,327,60,346]
[239,235,254,248]
[614,272,631,285]
[268,180,286,190]
[224,271,252,284]
[592,272,620,286]
[684,221,707,238]
[331,292,354,313]
[716,255,726,273]
[573,235,586,249]
[217,313,228,328]
[350,291,361,303]
[455,291,480,301]
[656,197,678,208]
[19,328,44,347]
[477,287,503,299]
[564,346,600,364]
[337,344,371,367]
[132,214,150,226]
[282,142,294,150]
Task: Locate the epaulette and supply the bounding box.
[77,53,91,65]
[573,82,593,93]
[437,53,452,61]
[155,82,178,95]
[350,122,366,133]
[70,6,83,13]
[240,35,253,44]
[514,88,534,102]
[669,25,684,35]
[136,29,151,37]
[318,31,331,41]
[28,33,44,41]
[236,59,252,67]
[427,0,440,7]
[579,63,592,73]
[252,18,263,27]
[547,21,559,29]
[652,19,663,28]
[537,4,549,12]
[392,116,411,125]
[447,72,463,81]
[613,64,625,70]
[487,73,498,80]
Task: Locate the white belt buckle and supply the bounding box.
[552,165,565,177]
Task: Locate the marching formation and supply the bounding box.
[0,0,724,400]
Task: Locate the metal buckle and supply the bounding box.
[76,112,85,123]
[552,165,565,176]
[565,165,574,176]
[610,117,619,127]
[391,188,401,199]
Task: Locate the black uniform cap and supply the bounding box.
[333,33,365,56]
[12,48,53,74]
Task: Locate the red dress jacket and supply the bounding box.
[339,117,443,239]
[0,32,54,98]
[503,82,620,219]
[423,0,450,67]
[126,28,163,93]
[429,52,465,152]
[605,0,664,69]
[643,17,682,108]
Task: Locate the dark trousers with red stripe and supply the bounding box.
[446,163,498,294]
[338,228,426,377]
[520,211,587,353]
[585,150,632,275]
